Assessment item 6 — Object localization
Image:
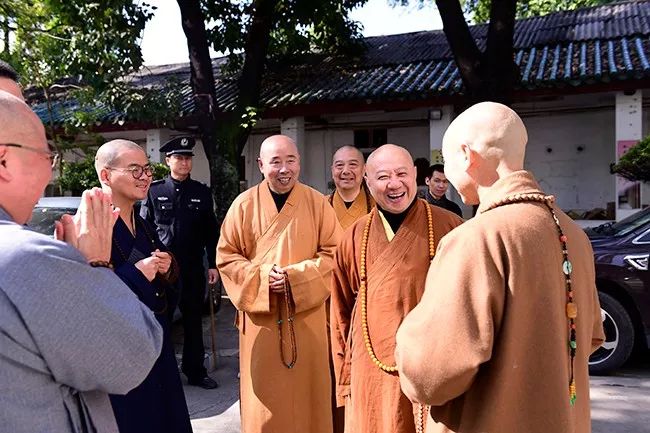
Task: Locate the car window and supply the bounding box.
[607,208,650,237]
[29,207,77,236]
[634,229,650,244]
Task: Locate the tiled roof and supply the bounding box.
[34,0,650,126]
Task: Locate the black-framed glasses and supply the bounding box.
[106,164,154,179]
[0,142,60,168]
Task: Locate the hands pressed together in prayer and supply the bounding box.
[54,188,119,264]
[269,265,288,293]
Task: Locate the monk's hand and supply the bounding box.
[74,188,119,263]
[152,250,172,274]
[269,265,287,293]
[207,268,219,285]
[135,256,160,282]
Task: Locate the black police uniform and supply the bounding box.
[140,137,218,387]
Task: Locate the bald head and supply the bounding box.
[0,92,51,224]
[365,144,417,214]
[366,144,414,172]
[443,102,527,170]
[258,134,300,194]
[259,135,299,160]
[333,145,363,162]
[441,102,528,205]
[95,139,146,175]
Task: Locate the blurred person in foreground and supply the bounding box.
[0,92,163,433]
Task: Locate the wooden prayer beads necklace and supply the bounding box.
[483,193,578,406]
[278,278,298,369]
[359,200,435,373]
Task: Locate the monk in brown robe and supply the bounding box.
[395,102,605,433]
[329,145,375,230]
[331,144,463,433]
[217,135,342,433]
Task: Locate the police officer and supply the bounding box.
[141,136,219,389]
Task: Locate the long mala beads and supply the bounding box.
[483,193,578,405]
[359,200,434,432]
[277,278,298,369]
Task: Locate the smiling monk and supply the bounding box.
[217,134,342,433]
[328,145,375,230]
[330,144,462,433]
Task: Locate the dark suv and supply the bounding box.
[586,207,650,374]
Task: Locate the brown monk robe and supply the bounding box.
[395,102,605,433]
[328,146,375,230]
[217,135,342,433]
[331,144,463,433]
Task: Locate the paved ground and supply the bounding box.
[176,299,650,433]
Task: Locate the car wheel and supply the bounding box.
[588,292,635,375]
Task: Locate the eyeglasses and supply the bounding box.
[0,143,60,168]
[106,164,154,179]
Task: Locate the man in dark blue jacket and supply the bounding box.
[141,136,219,389]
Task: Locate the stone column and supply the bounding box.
[145,129,169,163]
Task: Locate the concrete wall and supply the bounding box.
[523,109,615,214]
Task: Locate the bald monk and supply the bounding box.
[217,134,342,433]
[395,102,605,433]
[328,146,375,229]
[331,144,463,433]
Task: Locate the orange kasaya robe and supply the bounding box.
[217,180,342,433]
[328,187,375,230]
[395,171,605,433]
[331,199,463,433]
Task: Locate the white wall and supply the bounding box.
[387,125,429,160]
[523,109,615,213]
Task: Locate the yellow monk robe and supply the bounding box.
[331,199,462,433]
[328,186,375,230]
[217,180,342,433]
[395,171,605,433]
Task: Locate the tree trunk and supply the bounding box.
[436,0,519,107]
[177,0,278,223]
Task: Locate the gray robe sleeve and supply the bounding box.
[1,232,163,395]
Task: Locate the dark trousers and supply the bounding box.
[178,264,207,381]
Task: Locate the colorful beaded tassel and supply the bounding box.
[484,193,578,406]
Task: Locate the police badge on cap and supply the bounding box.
[160,136,196,156]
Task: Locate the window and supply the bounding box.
[353,128,387,150]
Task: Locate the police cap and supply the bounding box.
[160,136,196,156]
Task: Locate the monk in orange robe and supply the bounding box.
[217,135,342,433]
[328,146,375,230]
[331,144,463,433]
[327,145,374,432]
[395,102,605,433]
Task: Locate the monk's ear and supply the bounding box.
[257,157,263,173]
[99,167,111,186]
[459,143,474,172]
[0,147,12,182]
